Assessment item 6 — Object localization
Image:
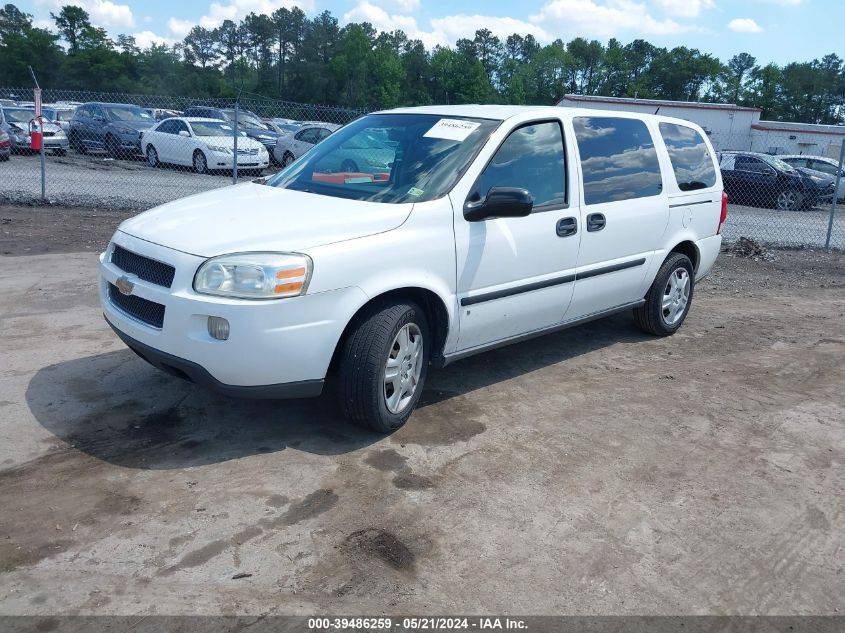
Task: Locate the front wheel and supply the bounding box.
[337,302,430,433]
[281,151,295,167]
[193,150,208,174]
[146,145,159,168]
[634,252,694,336]
[775,188,802,211]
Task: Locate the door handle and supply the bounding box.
[556,217,577,237]
[587,213,606,232]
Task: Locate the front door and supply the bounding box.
[454,119,579,351]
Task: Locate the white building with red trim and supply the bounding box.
[557,94,845,158]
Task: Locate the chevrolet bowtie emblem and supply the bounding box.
[115,275,135,296]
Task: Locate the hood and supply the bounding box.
[118,182,413,257]
[112,119,155,131]
[796,166,834,183]
[244,128,280,139]
[199,135,266,151]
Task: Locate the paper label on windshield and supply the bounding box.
[423,119,481,142]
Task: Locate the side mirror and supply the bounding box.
[464,187,534,222]
[178,130,190,137]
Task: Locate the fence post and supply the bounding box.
[232,99,239,185]
[29,68,45,202]
[825,142,845,250]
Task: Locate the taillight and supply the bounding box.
[718,191,728,235]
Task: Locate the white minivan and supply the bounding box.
[100,105,726,432]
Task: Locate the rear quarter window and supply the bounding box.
[573,116,663,205]
[658,123,717,191]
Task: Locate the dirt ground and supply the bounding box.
[0,206,843,616]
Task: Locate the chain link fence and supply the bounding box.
[0,88,369,210]
[1,88,843,249]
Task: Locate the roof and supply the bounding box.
[752,121,845,137]
[558,94,762,113]
[380,104,559,119]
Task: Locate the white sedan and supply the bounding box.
[272,123,339,166]
[142,117,269,175]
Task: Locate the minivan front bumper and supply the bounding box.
[100,231,367,396]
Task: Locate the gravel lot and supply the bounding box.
[2,153,844,249]
[0,213,843,615]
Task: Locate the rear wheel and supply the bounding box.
[69,132,86,154]
[105,134,122,159]
[282,151,295,167]
[338,301,429,433]
[634,252,694,337]
[193,150,208,174]
[340,158,358,172]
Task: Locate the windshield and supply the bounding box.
[761,154,795,171]
[267,113,499,204]
[104,106,153,122]
[4,108,34,123]
[190,120,248,137]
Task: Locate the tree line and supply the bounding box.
[0,2,843,124]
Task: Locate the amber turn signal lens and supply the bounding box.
[276,267,306,280]
[274,281,304,294]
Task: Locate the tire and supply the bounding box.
[338,301,430,433]
[105,134,122,159]
[0,153,8,162]
[69,132,86,154]
[775,188,802,211]
[193,150,208,174]
[633,252,694,337]
[146,145,159,168]
[53,149,66,157]
[282,151,295,167]
[340,159,358,172]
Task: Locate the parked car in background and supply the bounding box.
[183,106,281,159]
[144,108,182,121]
[68,102,156,158]
[142,117,269,176]
[0,106,68,155]
[719,151,833,211]
[0,130,10,161]
[263,119,300,135]
[311,128,395,174]
[780,154,845,202]
[272,123,339,166]
[100,105,725,432]
[42,105,77,132]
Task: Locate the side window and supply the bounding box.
[574,116,663,205]
[296,128,318,144]
[471,120,566,210]
[810,160,837,176]
[658,122,717,192]
[77,106,90,118]
[317,128,333,141]
[736,156,767,173]
[173,120,189,135]
[157,120,175,134]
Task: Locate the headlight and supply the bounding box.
[207,145,232,154]
[194,252,312,300]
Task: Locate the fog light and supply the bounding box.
[207,316,230,341]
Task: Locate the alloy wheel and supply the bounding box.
[661,268,690,326]
[383,323,423,414]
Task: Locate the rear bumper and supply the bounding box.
[106,318,324,399]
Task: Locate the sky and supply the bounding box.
[15,0,845,66]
